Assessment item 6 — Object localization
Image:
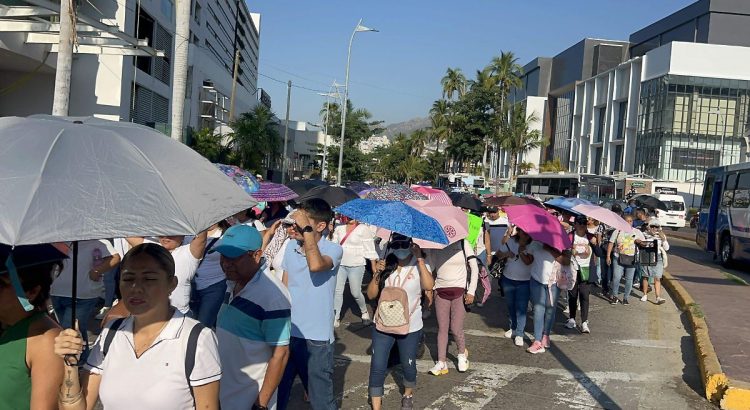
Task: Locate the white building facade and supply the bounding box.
[0,0,260,138]
[570,41,750,182]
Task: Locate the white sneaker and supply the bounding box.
[333,319,340,328]
[361,312,372,325]
[457,350,469,372]
[514,336,524,347]
[581,321,590,333]
[95,307,110,320]
[504,329,513,338]
[565,318,577,329]
[641,294,648,302]
[429,361,448,376]
[656,297,666,305]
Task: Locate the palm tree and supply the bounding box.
[429,99,450,153]
[469,66,498,180]
[399,156,424,185]
[501,103,547,183]
[230,105,282,172]
[409,129,430,157]
[441,68,466,101]
[489,51,524,180]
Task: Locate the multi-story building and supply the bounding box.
[0,0,260,138]
[504,0,750,192]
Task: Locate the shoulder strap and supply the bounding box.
[339,224,358,245]
[102,317,126,357]
[185,323,206,405]
[196,237,220,270]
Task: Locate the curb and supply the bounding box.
[662,270,750,409]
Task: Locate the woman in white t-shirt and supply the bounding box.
[493,226,533,347]
[54,243,221,410]
[527,239,570,354]
[127,231,207,315]
[565,215,598,334]
[365,234,433,410]
[332,217,379,327]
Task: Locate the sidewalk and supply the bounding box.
[666,236,750,407]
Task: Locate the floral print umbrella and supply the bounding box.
[214,163,260,196]
[365,184,428,201]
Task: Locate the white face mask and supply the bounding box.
[391,249,411,260]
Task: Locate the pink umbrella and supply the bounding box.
[376,199,468,249]
[504,204,572,252]
[571,204,633,233]
[410,185,452,206]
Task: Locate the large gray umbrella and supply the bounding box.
[0,115,254,344]
[0,115,255,245]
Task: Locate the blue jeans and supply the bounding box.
[501,277,530,338]
[529,279,560,341]
[368,328,421,397]
[192,280,227,328]
[51,296,101,350]
[278,337,335,410]
[611,261,636,301]
[334,265,368,319]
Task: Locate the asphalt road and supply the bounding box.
[284,276,714,409]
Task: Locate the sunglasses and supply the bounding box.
[390,241,411,250]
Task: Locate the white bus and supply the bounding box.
[515,173,616,203]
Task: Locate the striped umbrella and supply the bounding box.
[252,182,299,202]
[410,185,452,206]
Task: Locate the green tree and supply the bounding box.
[429,99,450,154]
[441,68,467,101]
[229,105,281,173]
[501,103,547,183]
[409,129,430,157]
[519,161,535,175]
[188,128,233,164]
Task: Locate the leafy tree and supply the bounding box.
[409,129,430,157]
[188,128,234,164]
[441,68,467,101]
[540,159,565,173]
[519,161,535,175]
[501,103,547,182]
[229,105,282,173]
[429,99,450,154]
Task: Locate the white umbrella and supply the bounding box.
[0,115,255,245]
[0,115,254,346]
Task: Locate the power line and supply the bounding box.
[257,73,328,94]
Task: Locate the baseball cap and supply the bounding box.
[211,224,262,258]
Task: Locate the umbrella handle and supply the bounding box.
[65,241,79,366]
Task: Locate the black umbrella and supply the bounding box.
[285,179,328,196]
[484,195,545,208]
[449,192,483,211]
[297,185,360,208]
[634,195,668,211]
[346,181,371,194]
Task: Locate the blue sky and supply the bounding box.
[250,0,694,126]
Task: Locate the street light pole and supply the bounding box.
[337,19,377,186]
[281,80,291,183]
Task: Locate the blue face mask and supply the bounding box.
[391,249,411,260]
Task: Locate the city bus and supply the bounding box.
[696,163,750,266]
[514,173,616,203]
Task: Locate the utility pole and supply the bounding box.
[52,0,75,116]
[171,0,191,141]
[281,80,292,183]
[229,49,240,121]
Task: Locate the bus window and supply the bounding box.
[559,178,571,196]
[732,172,750,208]
[702,174,715,208]
[549,179,561,195]
[570,182,579,197]
[722,173,737,208]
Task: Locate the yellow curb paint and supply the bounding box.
[722,380,750,410]
[663,270,733,405]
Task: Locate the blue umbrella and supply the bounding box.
[334,199,448,244]
[544,197,592,215]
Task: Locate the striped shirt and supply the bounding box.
[216,269,291,409]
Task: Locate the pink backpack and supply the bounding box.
[374,268,418,335]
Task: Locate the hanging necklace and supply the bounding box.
[133,308,173,358]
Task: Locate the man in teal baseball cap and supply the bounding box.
[212,224,292,410]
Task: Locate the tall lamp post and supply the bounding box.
[318,82,343,181]
[337,19,378,186]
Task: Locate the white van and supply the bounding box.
[653,193,687,230]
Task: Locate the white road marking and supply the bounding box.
[611,339,680,349]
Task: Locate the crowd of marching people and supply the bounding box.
[0,187,672,410]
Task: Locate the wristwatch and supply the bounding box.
[252,404,268,410]
[300,225,313,234]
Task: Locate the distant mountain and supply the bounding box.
[381,117,431,140]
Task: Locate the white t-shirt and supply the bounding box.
[572,233,593,268]
[380,258,429,334]
[194,231,225,291]
[501,239,532,282]
[243,219,266,232]
[266,239,290,282]
[50,240,117,300]
[170,245,201,313]
[85,310,222,410]
[425,240,479,296]
[331,224,379,267]
[528,240,556,285]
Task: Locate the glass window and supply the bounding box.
[594,147,603,175]
[702,174,716,208]
[732,172,750,208]
[595,107,606,142]
[614,144,624,172]
[722,172,737,207]
[616,102,627,140]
